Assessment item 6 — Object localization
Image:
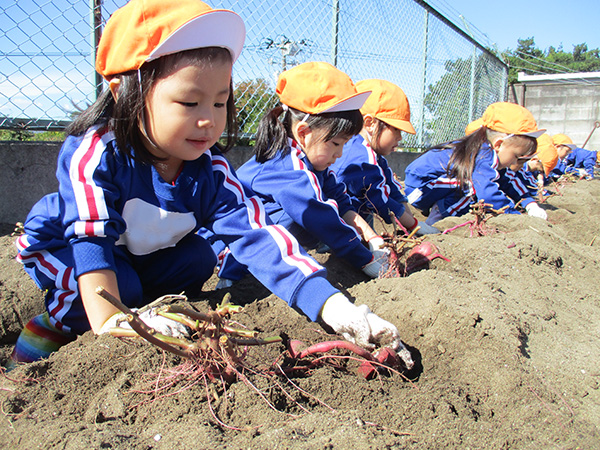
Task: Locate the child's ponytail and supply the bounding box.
[254,105,290,163]
[425,126,488,191]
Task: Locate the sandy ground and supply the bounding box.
[0,177,599,449]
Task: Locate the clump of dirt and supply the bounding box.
[0,181,599,449]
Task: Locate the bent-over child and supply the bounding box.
[330,79,439,238]
[212,62,391,286]
[404,102,545,225]
[547,134,577,181]
[497,133,558,220]
[11,0,407,367]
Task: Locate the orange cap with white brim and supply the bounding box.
[355,79,416,135]
[276,62,370,114]
[481,102,545,138]
[96,0,245,79]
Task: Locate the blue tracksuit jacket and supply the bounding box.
[330,134,407,223]
[16,125,338,333]
[236,138,373,268]
[403,141,519,219]
[497,168,536,208]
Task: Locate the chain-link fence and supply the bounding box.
[1,0,507,149]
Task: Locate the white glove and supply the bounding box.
[362,249,389,278]
[215,278,234,290]
[320,293,400,350]
[99,308,190,338]
[525,202,547,220]
[367,236,385,251]
[414,221,440,235]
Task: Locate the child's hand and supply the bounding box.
[414,221,440,235]
[367,235,385,251]
[319,293,413,368]
[99,308,190,338]
[362,249,389,278]
[525,202,547,220]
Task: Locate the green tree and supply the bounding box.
[503,37,600,84]
[234,78,278,142]
[421,54,502,146]
[0,129,34,141]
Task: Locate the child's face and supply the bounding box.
[526,158,544,173]
[495,137,535,170]
[373,123,403,156]
[556,145,572,159]
[142,59,232,166]
[302,129,350,171]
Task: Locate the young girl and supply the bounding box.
[404,102,545,225]
[11,0,406,365]
[330,79,439,237]
[214,62,390,285]
[547,134,577,182]
[497,133,558,220]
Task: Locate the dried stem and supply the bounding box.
[95,286,191,358]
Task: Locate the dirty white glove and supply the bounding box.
[367,235,385,251]
[414,221,440,235]
[525,202,547,220]
[320,293,400,350]
[99,308,190,338]
[362,249,389,278]
[215,278,234,290]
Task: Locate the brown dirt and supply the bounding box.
[0,180,599,449]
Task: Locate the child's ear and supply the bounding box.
[491,136,504,150]
[363,114,376,133]
[108,78,121,101]
[294,121,311,147]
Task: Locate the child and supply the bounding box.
[548,133,577,181]
[560,142,598,180]
[404,102,544,224]
[497,133,558,220]
[213,62,390,285]
[11,0,406,365]
[330,79,440,237]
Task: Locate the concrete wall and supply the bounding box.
[0,141,422,224]
[509,77,600,149]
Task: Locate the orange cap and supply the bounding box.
[276,62,370,114]
[535,134,559,176]
[551,133,577,150]
[465,118,483,135]
[96,0,245,79]
[355,79,416,134]
[481,102,545,138]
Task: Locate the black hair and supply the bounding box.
[66,47,237,165]
[428,127,537,190]
[370,117,395,147]
[254,105,363,163]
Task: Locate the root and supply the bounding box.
[442,200,515,237]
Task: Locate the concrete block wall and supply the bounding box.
[509,78,600,149]
[0,141,422,224]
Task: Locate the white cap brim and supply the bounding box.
[321,91,372,113]
[148,10,246,63]
[520,129,546,139]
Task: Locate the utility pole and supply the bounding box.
[260,36,311,75]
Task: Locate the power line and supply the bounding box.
[514,50,576,74]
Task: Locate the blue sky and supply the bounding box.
[428,0,600,53]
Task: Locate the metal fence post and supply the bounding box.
[91,0,103,100]
[418,8,429,148]
[469,44,476,122]
[331,0,340,67]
